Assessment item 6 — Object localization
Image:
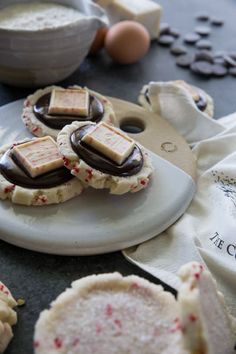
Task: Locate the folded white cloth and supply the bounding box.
[123,82,236,318]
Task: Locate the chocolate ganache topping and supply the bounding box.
[0,145,73,189]
[33,92,104,130]
[144,87,207,112]
[70,125,144,177]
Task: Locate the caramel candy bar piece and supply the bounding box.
[48,88,89,116]
[82,122,135,165]
[12,136,64,178]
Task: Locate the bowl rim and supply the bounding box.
[0,0,107,35]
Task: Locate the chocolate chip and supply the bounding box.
[169,28,181,38]
[223,55,236,67]
[160,23,170,35]
[229,67,236,77]
[176,54,194,67]
[195,26,211,36]
[184,32,201,44]
[195,12,209,21]
[158,35,176,46]
[191,61,213,76]
[211,17,224,26]
[195,50,214,63]
[170,44,188,55]
[212,64,227,77]
[196,39,212,50]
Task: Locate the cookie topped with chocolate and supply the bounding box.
[0,136,83,206]
[57,121,153,195]
[139,80,214,117]
[22,86,116,139]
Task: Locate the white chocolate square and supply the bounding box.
[48,88,89,116]
[12,136,64,178]
[82,122,135,165]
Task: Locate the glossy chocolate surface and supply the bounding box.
[33,92,104,130]
[0,147,73,189]
[70,125,143,177]
[145,87,207,111]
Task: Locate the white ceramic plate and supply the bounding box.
[0,100,196,255]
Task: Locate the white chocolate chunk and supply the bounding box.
[97,0,162,39]
[82,122,135,165]
[12,136,64,178]
[48,88,89,116]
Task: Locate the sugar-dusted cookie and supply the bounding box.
[178,262,236,354]
[34,273,188,354]
[22,85,116,139]
[0,281,17,353]
[57,121,153,195]
[0,136,83,206]
[139,80,214,118]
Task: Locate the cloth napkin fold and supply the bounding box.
[123,82,236,317]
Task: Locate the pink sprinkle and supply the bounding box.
[130,282,140,290]
[72,338,80,347]
[86,169,93,180]
[32,127,39,133]
[189,314,197,322]
[114,319,122,329]
[4,185,15,194]
[194,273,200,280]
[140,180,146,186]
[0,285,4,291]
[73,166,79,174]
[4,291,9,295]
[63,157,70,167]
[33,340,40,348]
[54,337,63,349]
[96,324,102,334]
[105,304,113,316]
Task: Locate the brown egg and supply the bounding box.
[89,27,108,55]
[105,21,150,64]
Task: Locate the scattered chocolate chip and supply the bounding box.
[176,54,194,67]
[196,39,212,50]
[195,50,214,63]
[229,67,236,76]
[223,55,236,67]
[169,28,181,38]
[184,32,201,44]
[160,22,170,35]
[195,12,209,21]
[170,44,188,55]
[158,35,176,46]
[191,61,213,76]
[211,17,224,26]
[195,26,211,36]
[212,64,227,77]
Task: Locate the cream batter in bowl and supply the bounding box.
[0,0,108,87]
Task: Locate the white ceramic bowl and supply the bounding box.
[0,0,108,87]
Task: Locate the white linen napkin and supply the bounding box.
[123,82,236,317]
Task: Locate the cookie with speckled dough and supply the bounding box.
[22,85,116,139]
[0,281,17,353]
[178,262,236,354]
[57,121,153,195]
[34,273,188,354]
[138,80,214,118]
[0,138,84,206]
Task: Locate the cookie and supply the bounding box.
[0,137,84,206]
[22,85,116,139]
[138,80,214,118]
[178,262,236,354]
[34,273,187,354]
[0,282,17,353]
[57,121,153,195]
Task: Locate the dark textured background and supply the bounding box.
[0,0,236,353]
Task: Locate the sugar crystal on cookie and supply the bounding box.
[12,136,64,178]
[82,122,135,165]
[48,88,89,116]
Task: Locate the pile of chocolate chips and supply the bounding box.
[158,13,236,78]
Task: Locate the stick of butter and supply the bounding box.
[97,0,162,39]
[48,88,89,116]
[12,136,64,178]
[82,122,135,165]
